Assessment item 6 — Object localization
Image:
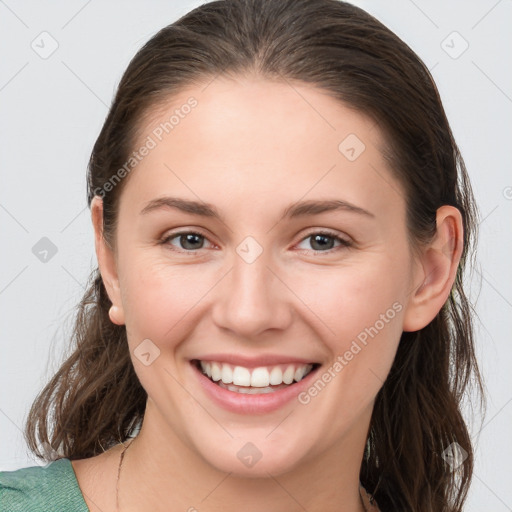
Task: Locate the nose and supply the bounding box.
[211,248,293,339]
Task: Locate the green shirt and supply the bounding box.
[0,458,88,512]
[0,459,381,511]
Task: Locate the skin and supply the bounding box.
[71,75,463,512]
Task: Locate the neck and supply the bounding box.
[118,401,370,512]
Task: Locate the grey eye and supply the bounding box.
[164,232,211,251]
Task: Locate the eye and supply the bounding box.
[161,231,214,252]
[296,231,352,253]
[160,229,352,255]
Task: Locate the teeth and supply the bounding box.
[218,381,279,394]
[200,360,212,378]
[221,364,233,384]
[211,362,222,382]
[269,366,282,385]
[232,366,251,386]
[250,367,270,387]
[283,365,295,384]
[198,360,314,387]
[294,366,305,382]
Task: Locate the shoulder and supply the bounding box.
[0,458,88,512]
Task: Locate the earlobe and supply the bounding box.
[91,196,125,325]
[402,205,463,332]
[108,304,125,325]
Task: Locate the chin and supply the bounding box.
[209,454,301,479]
[194,435,309,478]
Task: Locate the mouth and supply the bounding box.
[191,359,321,395]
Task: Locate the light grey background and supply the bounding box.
[1,1,510,510]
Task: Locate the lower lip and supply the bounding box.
[191,361,320,414]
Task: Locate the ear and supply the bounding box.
[91,196,125,325]
[402,205,463,332]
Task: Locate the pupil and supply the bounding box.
[179,234,334,251]
[181,233,203,250]
[311,234,333,251]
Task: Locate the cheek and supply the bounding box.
[289,255,408,405]
[292,267,405,433]
[291,259,406,346]
[118,254,219,347]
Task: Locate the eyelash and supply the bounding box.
[159,229,352,255]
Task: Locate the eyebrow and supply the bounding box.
[140,196,375,220]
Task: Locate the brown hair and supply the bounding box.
[25,1,485,510]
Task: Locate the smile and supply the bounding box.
[191,358,320,406]
[196,359,316,390]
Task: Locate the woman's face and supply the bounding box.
[94,76,423,476]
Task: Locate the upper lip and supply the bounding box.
[191,354,320,368]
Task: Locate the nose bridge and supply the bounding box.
[212,240,291,337]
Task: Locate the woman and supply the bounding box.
[0,0,484,511]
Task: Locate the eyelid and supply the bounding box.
[294,229,352,254]
[160,229,217,251]
[161,227,352,254]
[298,228,351,244]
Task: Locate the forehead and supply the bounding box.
[119,76,402,221]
